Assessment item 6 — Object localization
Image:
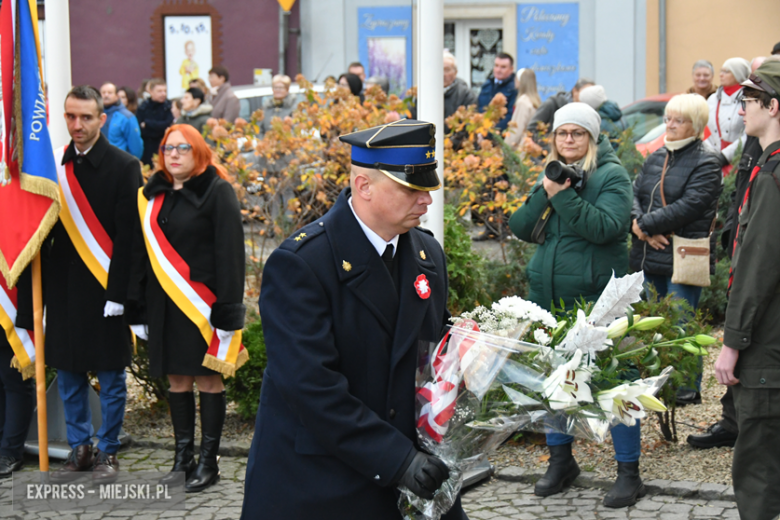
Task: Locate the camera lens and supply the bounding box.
[545,161,567,184]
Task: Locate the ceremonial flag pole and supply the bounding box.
[31,254,47,473]
[0,0,62,477]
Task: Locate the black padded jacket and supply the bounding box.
[629,139,723,277]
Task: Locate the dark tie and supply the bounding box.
[382,244,394,273]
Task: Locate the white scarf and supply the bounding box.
[664,135,697,151]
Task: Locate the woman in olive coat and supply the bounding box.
[127,124,245,493]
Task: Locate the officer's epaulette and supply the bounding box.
[281,220,326,252]
[415,226,434,237]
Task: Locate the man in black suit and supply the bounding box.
[17,86,142,484]
[241,120,467,520]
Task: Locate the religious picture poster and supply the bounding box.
[516,4,579,101]
[358,7,412,96]
[163,15,213,99]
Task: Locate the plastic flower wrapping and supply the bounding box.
[398,272,715,520]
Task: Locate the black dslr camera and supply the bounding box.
[544,160,586,191]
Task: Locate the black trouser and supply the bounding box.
[718,386,739,434]
[732,385,780,520]
[0,344,34,459]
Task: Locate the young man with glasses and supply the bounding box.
[19,86,143,484]
[715,60,780,520]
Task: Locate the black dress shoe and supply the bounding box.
[675,389,701,407]
[0,455,23,478]
[687,423,738,449]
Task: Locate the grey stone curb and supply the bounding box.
[496,466,736,502]
[127,436,251,457]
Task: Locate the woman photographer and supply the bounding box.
[630,94,721,405]
[509,103,639,508]
[126,124,246,493]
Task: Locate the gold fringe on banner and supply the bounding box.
[10,354,35,380]
[201,348,250,379]
[0,197,59,288]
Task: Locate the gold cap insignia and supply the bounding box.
[419,250,426,260]
[294,232,307,242]
[342,260,352,272]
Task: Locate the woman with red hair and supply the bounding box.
[126,124,246,493]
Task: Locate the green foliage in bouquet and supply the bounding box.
[225,318,269,421]
[624,287,713,442]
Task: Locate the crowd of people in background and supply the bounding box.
[3,38,779,519]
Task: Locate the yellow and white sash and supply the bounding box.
[0,279,35,379]
[138,189,248,377]
[55,146,112,288]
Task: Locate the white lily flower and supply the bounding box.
[596,382,667,427]
[542,350,593,410]
[556,310,611,365]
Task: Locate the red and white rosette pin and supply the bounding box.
[414,274,431,299]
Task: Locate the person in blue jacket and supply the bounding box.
[100,83,143,159]
[241,120,466,520]
[477,53,517,131]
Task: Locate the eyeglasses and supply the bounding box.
[554,129,588,140]
[160,144,193,155]
[739,97,761,111]
[663,116,690,126]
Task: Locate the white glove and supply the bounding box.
[104,301,125,317]
[130,324,148,341]
[216,328,233,343]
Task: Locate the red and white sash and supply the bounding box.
[138,189,248,377]
[0,278,35,379]
[54,146,113,288]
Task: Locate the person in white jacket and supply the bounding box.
[706,57,750,165]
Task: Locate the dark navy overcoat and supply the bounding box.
[241,189,467,520]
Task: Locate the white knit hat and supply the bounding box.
[553,102,602,141]
[722,57,751,84]
[578,85,607,110]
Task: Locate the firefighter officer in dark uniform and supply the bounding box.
[240,120,468,520]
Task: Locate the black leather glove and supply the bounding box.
[397,451,450,500]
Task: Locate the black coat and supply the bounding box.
[241,189,466,520]
[444,77,478,121]
[126,167,246,377]
[527,90,570,139]
[136,99,174,165]
[722,136,762,258]
[19,135,143,372]
[629,139,722,276]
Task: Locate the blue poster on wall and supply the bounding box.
[358,7,413,96]
[516,3,579,101]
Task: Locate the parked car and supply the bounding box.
[233,83,327,121]
[621,93,675,143]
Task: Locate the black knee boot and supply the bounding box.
[185,391,225,493]
[603,461,646,508]
[160,392,196,486]
[534,443,580,497]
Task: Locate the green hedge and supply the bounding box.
[226,318,268,421]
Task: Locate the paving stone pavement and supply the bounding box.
[0,447,738,519]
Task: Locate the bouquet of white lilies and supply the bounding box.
[398,272,715,520]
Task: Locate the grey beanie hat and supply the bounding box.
[552,102,602,141]
[578,85,607,110]
[722,57,751,84]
